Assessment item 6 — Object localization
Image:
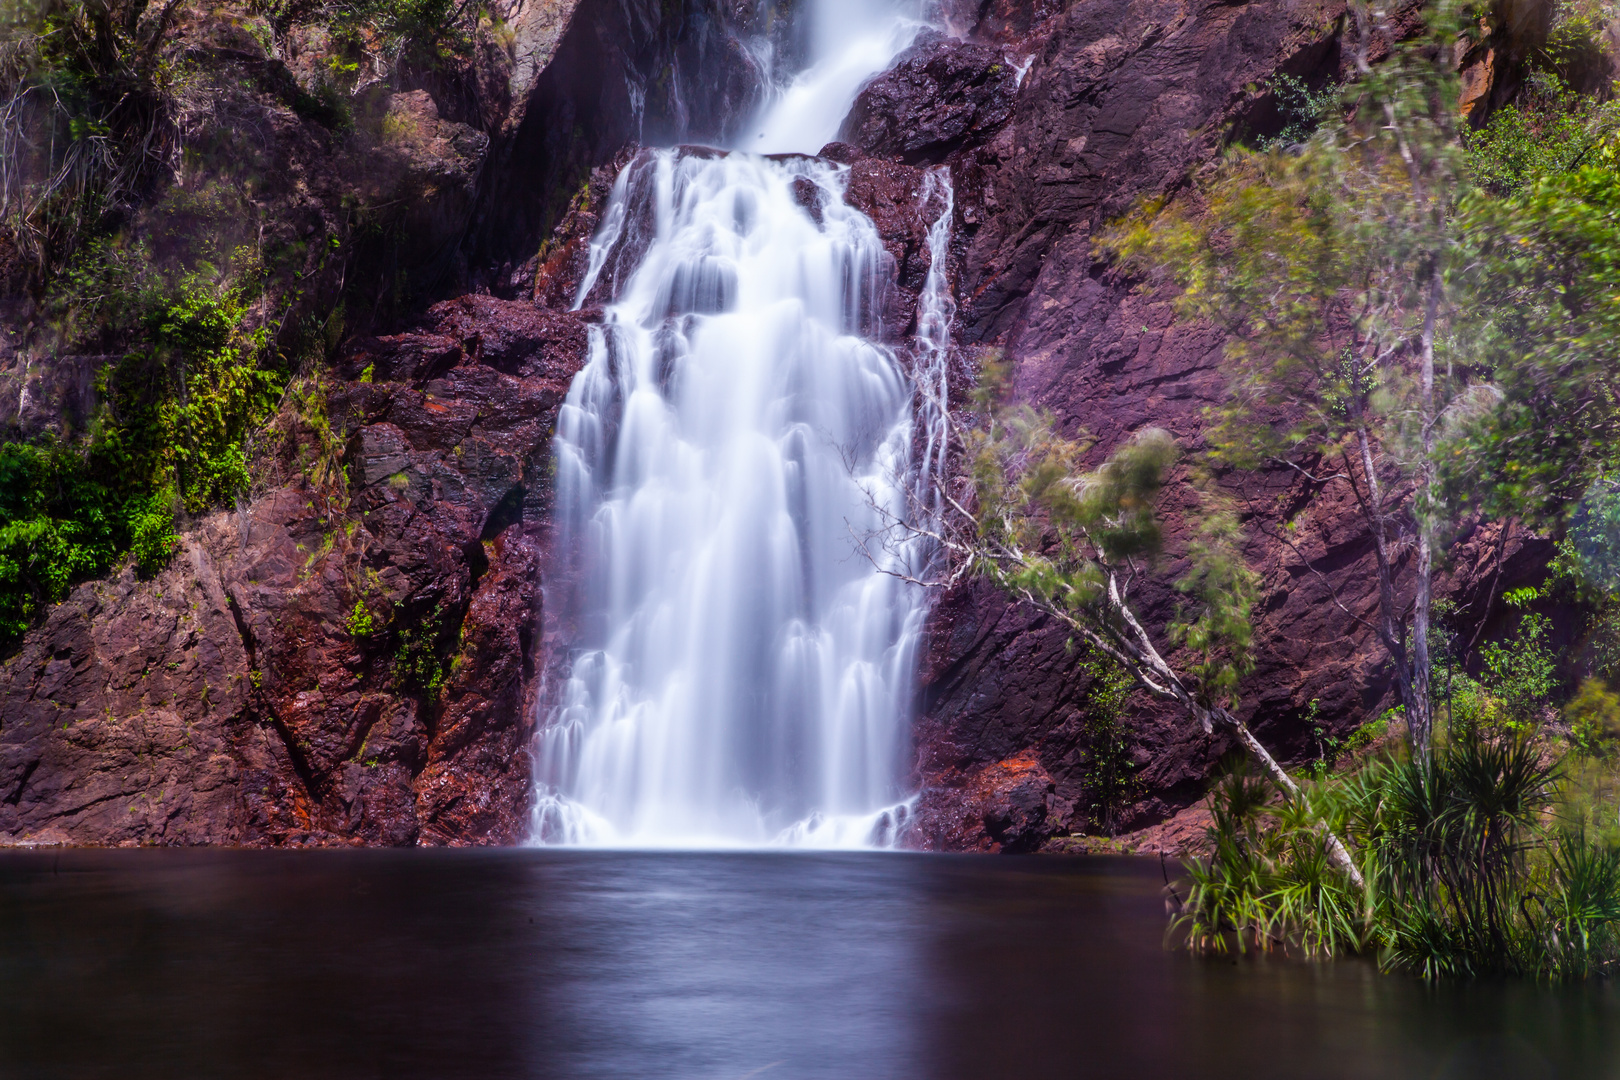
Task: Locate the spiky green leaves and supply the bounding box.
[1180,731,1620,977]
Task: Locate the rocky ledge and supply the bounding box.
[0,297,587,845]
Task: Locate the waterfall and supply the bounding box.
[531,1,951,848]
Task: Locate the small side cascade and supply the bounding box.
[913,166,957,516]
[531,1,954,848]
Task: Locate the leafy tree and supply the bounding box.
[1101,1,1478,765]
[871,366,1363,884]
[1098,0,1620,762]
[1448,160,1620,523]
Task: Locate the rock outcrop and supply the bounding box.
[839,36,1020,162]
[896,0,1549,851]
[0,1,502,438]
[0,296,590,845]
[0,0,775,846]
[0,0,1562,849]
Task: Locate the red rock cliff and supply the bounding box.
[0,0,1548,847]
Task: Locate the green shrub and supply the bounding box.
[0,270,283,646]
[1438,676,1499,738]
[127,488,178,577]
[1479,605,1559,732]
[1175,729,1620,979]
[1567,678,1620,758]
[1466,73,1620,196]
[140,277,280,513]
[1340,713,1390,758]
[346,598,375,639]
[0,441,118,639]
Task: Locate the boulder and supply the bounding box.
[840,37,1019,162]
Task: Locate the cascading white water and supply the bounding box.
[750,0,929,154]
[531,0,952,847]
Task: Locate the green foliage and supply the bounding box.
[1559,754,1620,849]
[256,0,480,78]
[1561,479,1620,597]
[0,439,117,640]
[1100,0,1620,767]
[0,268,283,646]
[392,600,450,694]
[1303,699,1339,780]
[1540,0,1615,88]
[1078,650,1139,836]
[1097,5,1477,762]
[1099,81,1461,482]
[346,598,375,639]
[964,375,1258,709]
[1341,714,1390,758]
[1171,477,1259,704]
[346,0,474,62]
[1465,74,1620,197]
[1177,758,1365,957]
[1447,161,1620,521]
[1544,484,1620,682]
[1566,678,1620,758]
[1356,734,1560,977]
[1478,611,1559,732]
[1256,73,1340,151]
[1177,731,1620,979]
[127,486,178,576]
[140,277,279,513]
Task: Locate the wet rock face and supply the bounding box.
[836,154,947,339]
[941,0,1066,44]
[899,0,1547,854]
[839,37,1019,163]
[0,297,590,846]
[470,0,801,283]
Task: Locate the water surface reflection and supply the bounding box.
[0,851,1614,1078]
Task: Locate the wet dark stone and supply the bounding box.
[839,39,1018,163]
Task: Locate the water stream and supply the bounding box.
[531,1,948,846]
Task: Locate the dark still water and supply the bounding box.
[0,852,1615,1080]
